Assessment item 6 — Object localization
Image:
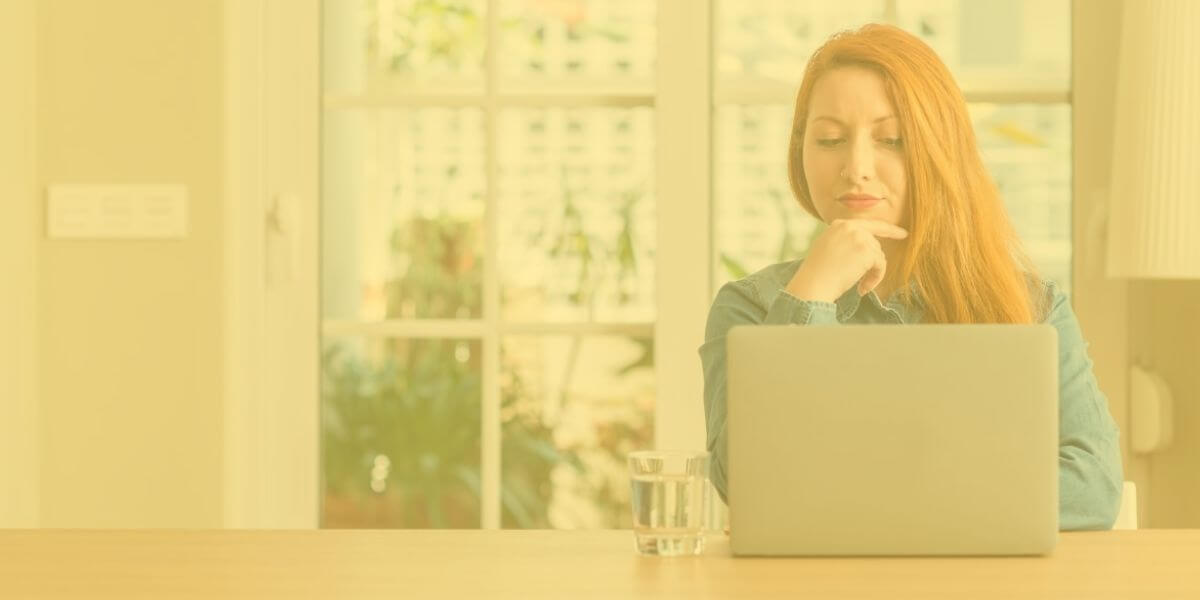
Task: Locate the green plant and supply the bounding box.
[367,0,635,77]
[369,0,485,74]
[386,214,482,319]
[323,209,583,527]
[322,338,483,527]
[321,204,653,528]
[321,334,589,528]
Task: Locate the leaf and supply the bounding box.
[719,253,749,280]
[500,482,537,528]
[991,122,1046,147]
[615,337,653,377]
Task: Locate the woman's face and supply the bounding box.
[802,66,908,227]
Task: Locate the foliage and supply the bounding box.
[322,338,483,527]
[324,201,652,527]
[366,0,635,77]
[368,0,485,75]
[386,215,482,319]
[322,333,595,528]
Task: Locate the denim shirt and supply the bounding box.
[699,260,1124,531]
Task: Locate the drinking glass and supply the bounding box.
[627,450,710,556]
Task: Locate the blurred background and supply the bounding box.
[1,0,1196,531]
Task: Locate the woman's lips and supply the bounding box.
[838,193,882,210]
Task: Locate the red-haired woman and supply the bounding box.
[700,24,1122,530]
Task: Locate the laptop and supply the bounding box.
[725,324,1059,556]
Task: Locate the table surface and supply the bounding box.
[2,529,1199,599]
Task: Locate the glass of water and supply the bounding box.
[627,450,710,556]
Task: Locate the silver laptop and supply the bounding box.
[725,324,1059,556]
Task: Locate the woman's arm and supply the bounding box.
[1045,283,1124,530]
[698,278,840,504]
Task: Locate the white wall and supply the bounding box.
[35,0,225,527]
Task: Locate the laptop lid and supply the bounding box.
[726,324,1059,556]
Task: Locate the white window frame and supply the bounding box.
[224,0,321,528]
[228,0,1130,529]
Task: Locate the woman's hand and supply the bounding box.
[785,219,909,303]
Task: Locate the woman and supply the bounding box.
[700,24,1123,530]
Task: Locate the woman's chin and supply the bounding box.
[834,206,895,223]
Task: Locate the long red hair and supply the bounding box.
[788,24,1044,324]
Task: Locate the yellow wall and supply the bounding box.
[0,0,39,527]
[1132,282,1200,527]
[1071,0,1153,526]
[36,0,224,527]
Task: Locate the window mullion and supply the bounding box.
[713,87,1070,105]
[884,0,898,24]
[654,0,714,453]
[323,91,655,109]
[481,0,502,530]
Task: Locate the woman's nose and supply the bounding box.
[842,141,875,182]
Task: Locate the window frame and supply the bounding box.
[223,0,321,528]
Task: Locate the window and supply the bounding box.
[315,0,1072,530]
[320,0,658,529]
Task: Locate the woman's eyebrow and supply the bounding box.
[811,115,897,125]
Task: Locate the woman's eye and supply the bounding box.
[880,137,903,148]
[816,138,844,147]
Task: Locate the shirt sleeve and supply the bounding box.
[1046,283,1124,530]
[698,280,839,505]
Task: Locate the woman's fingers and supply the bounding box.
[788,218,904,302]
[857,249,888,296]
[839,218,909,240]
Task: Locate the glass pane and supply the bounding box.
[497,107,656,322]
[712,103,1072,296]
[895,0,1070,93]
[500,335,654,528]
[712,104,822,291]
[322,108,485,320]
[498,0,656,92]
[321,337,483,528]
[716,0,886,93]
[971,103,1072,293]
[323,0,487,95]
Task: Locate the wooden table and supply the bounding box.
[2,529,1198,598]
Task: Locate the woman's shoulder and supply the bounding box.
[705,260,806,340]
[1027,275,1070,325]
